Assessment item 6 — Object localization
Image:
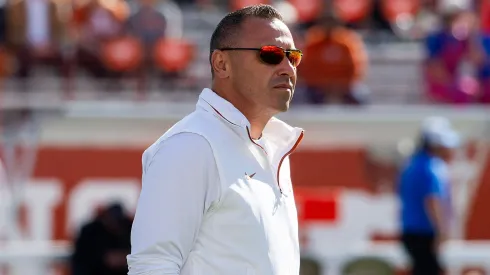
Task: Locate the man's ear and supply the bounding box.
[211,50,231,78]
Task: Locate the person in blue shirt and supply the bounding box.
[398,117,460,275]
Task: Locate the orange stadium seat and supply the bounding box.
[287,0,323,23]
[101,35,144,72]
[381,0,420,23]
[333,0,372,23]
[153,38,195,73]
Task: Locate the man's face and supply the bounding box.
[227,18,298,114]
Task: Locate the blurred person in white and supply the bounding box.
[398,117,460,275]
[127,4,304,275]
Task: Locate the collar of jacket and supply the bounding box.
[196,88,304,160]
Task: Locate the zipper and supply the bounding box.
[276,131,304,195]
[207,102,304,194]
[246,126,268,155]
[246,126,304,195]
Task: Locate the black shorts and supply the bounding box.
[401,232,443,275]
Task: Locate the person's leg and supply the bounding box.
[401,233,420,275]
[407,233,442,275]
[402,233,439,275]
[418,234,442,275]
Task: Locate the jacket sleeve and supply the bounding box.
[127,132,220,275]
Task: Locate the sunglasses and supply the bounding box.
[218,45,303,67]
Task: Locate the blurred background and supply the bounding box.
[0,0,490,274]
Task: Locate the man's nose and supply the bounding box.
[276,55,296,78]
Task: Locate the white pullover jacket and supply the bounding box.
[127,88,304,275]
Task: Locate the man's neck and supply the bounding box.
[247,115,270,139]
[211,87,272,139]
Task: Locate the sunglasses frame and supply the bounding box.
[217,45,303,67]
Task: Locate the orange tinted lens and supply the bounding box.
[259,46,285,65]
[287,50,302,67]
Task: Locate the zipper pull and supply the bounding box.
[280,187,288,197]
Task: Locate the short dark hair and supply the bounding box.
[209,4,284,76]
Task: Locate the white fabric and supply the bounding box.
[26,0,50,47]
[128,88,304,275]
[128,132,219,275]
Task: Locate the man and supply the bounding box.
[398,117,459,275]
[127,4,304,275]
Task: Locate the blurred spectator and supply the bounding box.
[71,202,133,275]
[126,0,166,51]
[73,0,128,78]
[4,0,69,86]
[129,0,197,91]
[126,0,166,79]
[298,13,369,105]
[423,7,479,104]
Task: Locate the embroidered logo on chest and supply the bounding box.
[244,172,256,180]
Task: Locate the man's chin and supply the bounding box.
[279,92,293,110]
[274,100,291,113]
